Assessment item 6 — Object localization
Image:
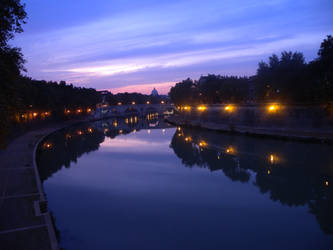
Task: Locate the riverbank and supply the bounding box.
[165,115,333,143]
[0,118,89,250]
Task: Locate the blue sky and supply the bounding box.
[12,0,333,94]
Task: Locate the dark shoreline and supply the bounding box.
[165,116,333,144]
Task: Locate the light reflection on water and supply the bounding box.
[37,116,333,250]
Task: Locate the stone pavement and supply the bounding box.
[0,125,72,250]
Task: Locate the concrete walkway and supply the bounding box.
[0,122,81,250]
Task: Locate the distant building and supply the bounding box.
[151,88,159,96]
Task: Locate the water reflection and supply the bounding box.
[169,127,333,234]
[37,115,172,182]
[37,119,333,245]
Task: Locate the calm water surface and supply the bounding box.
[37,117,333,250]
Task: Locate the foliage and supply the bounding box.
[169,36,333,105]
[169,76,251,105]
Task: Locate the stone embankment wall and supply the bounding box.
[166,104,333,142]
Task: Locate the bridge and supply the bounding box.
[93,103,174,119]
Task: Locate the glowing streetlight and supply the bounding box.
[199,140,207,147]
[224,105,235,112]
[87,108,92,113]
[117,102,122,106]
[225,146,235,155]
[184,136,192,142]
[146,101,150,104]
[325,181,329,187]
[267,104,280,113]
[33,112,38,117]
[197,105,207,111]
[183,106,191,111]
[132,101,136,105]
[161,100,165,104]
[43,142,53,149]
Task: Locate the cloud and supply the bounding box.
[14,0,333,92]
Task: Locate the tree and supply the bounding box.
[0,0,27,47]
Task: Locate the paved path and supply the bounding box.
[0,122,81,250]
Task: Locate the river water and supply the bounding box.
[37,116,333,250]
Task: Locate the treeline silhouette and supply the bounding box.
[0,1,102,145]
[170,128,333,234]
[169,35,333,105]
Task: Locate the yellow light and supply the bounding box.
[117,102,122,106]
[146,101,150,104]
[178,133,183,137]
[183,106,191,111]
[177,126,181,132]
[104,128,109,133]
[161,100,165,104]
[225,146,235,155]
[133,129,137,133]
[77,109,82,113]
[132,101,136,105]
[147,129,151,134]
[113,121,118,127]
[217,155,220,160]
[119,129,123,134]
[65,109,71,114]
[270,154,275,164]
[224,105,235,112]
[197,105,207,111]
[44,112,50,116]
[268,170,271,175]
[43,142,53,149]
[77,130,83,135]
[65,134,71,140]
[267,104,280,113]
[33,112,38,117]
[87,108,92,113]
[325,181,329,187]
[199,140,207,147]
[125,118,128,124]
[185,136,192,142]
[88,128,93,133]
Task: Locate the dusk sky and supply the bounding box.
[12,0,333,94]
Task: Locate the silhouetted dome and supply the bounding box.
[151,88,159,96]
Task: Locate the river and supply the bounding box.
[37,115,333,250]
